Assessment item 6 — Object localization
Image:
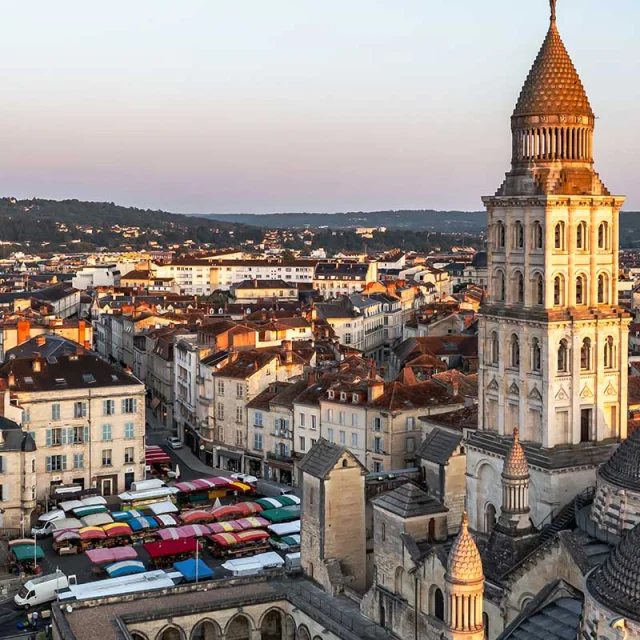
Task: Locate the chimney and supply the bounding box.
[17,319,30,345]
[367,380,384,403]
[308,371,316,386]
[84,340,91,350]
[77,320,86,346]
[36,335,46,347]
[33,359,42,373]
[228,347,238,364]
[8,372,15,388]
[449,379,460,397]
[283,340,293,364]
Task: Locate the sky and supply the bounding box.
[0,0,637,214]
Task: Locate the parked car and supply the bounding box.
[166,437,183,450]
[256,479,293,497]
[230,473,258,486]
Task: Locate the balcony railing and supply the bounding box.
[267,451,293,463]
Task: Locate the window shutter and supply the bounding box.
[46,457,52,473]
[103,400,107,415]
[46,429,52,447]
[62,456,68,471]
[68,427,74,443]
[0,456,4,474]
[84,426,90,443]
[121,399,126,413]
[132,399,137,412]
[61,428,68,445]
[2,483,8,501]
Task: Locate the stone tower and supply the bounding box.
[467,0,630,530]
[445,513,485,640]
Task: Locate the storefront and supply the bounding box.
[216,449,243,473]
[244,453,263,478]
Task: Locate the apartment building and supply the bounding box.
[314,261,377,299]
[246,380,307,484]
[210,343,307,471]
[231,279,299,303]
[0,348,145,499]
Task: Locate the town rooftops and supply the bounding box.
[373,482,447,518]
[370,380,464,412]
[233,279,297,290]
[213,350,278,379]
[0,354,142,392]
[6,335,88,361]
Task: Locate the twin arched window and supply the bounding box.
[558,339,569,373]
[604,336,615,369]
[496,221,506,249]
[531,338,541,372]
[554,275,565,306]
[510,334,520,369]
[576,221,588,250]
[554,222,565,250]
[491,331,499,364]
[515,271,524,304]
[597,273,609,305]
[533,221,543,249]
[581,338,592,370]
[514,221,524,249]
[598,222,609,250]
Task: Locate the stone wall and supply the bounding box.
[591,474,640,535]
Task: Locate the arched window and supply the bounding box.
[554,221,565,250]
[157,628,183,640]
[510,334,520,369]
[514,221,524,249]
[430,586,445,621]
[581,338,592,370]
[558,339,569,373]
[533,221,543,249]
[485,503,497,533]
[535,274,544,305]
[531,338,541,372]
[554,275,564,306]
[576,221,587,249]
[490,331,499,365]
[598,273,608,304]
[515,271,524,304]
[496,221,505,249]
[496,270,506,302]
[395,567,404,596]
[604,336,615,369]
[191,621,221,640]
[598,221,609,250]
[576,274,586,305]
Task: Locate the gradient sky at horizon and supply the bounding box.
[0,0,637,214]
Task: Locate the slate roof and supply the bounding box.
[417,428,462,465]
[233,279,296,289]
[0,418,35,452]
[598,427,640,492]
[298,439,365,479]
[498,579,583,640]
[373,483,446,518]
[6,335,87,360]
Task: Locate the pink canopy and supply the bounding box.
[85,546,138,565]
[157,528,185,541]
[175,524,212,538]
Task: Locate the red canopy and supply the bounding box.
[180,510,215,525]
[234,502,263,516]
[143,537,198,559]
[210,505,244,521]
[145,447,171,464]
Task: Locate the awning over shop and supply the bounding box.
[217,449,242,461]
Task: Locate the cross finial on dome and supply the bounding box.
[550,0,557,23]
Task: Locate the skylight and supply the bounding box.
[82,373,96,384]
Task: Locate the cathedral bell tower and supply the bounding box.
[467,0,630,531]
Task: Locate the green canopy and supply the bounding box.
[261,507,300,524]
[12,544,44,562]
[281,535,301,546]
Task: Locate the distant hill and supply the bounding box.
[0,198,263,252]
[195,210,487,233]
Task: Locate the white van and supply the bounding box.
[14,571,76,609]
[285,552,301,572]
[31,509,66,536]
[256,480,293,498]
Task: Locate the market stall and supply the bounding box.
[260,507,301,524]
[209,505,245,522]
[143,538,199,568]
[173,558,214,582]
[85,546,138,565]
[81,513,114,528]
[78,526,107,550]
[52,529,82,555]
[102,522,133,547]
[9,540,45,575]
[207,529,270,558]
[179,509,215,525]
[105,560,147,578]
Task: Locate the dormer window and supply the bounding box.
[352,394,359,404]
[328,390,335,400]
[340,392,347,401]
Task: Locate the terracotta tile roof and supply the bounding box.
[370,380,464,412]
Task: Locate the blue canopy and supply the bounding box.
[129,516,156,531]
[111,511,133,522]
[105,560,147,577]
[173,558,214,581]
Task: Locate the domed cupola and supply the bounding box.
[590,430,640,535]
[586,523,640,623]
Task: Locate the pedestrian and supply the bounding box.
[32,610,39,628]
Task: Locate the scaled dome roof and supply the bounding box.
[587,522,640,621]
[599,428,640,492]
[503,428,529,479]
[447,513,484,585]
[513,18,593,119]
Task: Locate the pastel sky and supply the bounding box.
[0,0,637,213]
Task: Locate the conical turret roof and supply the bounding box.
[447,513,484,585]
[513,15,593,119]
[599,428,640,492]
[587,522,640,620]
[503,428,529,479]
